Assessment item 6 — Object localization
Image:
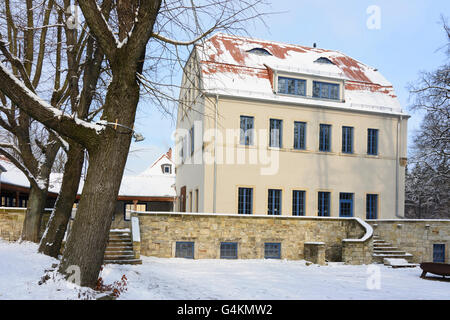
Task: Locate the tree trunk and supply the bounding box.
[58,69,139,287]
[22,186,47,243]
[38,144,84,258]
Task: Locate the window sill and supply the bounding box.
[267,146,287,151]
[237,144,257,149]
[290,148,309,153]
[339,152,357,157]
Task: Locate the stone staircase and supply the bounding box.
[103,230,142,265]
[372,234,413,263]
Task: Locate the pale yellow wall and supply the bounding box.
[177,94,407,219]
[174,53,206,212]
[175,56,408,219]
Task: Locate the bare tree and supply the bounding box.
[0,0,267,287]
[406,18,450,219]
[0,0,65,242]
[38,0,112,257]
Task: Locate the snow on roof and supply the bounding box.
[141,149,175,177]
[0,152,176,198]
[196,33,406,115]
[0,159,35,190]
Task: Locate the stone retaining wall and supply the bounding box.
[0,208,25,241]
[0,208,52,241]
[368,220,450,264]
[136,212,372,263]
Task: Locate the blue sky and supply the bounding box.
[125,0,450,174]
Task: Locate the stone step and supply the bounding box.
[372,253,412,259]
[108,238,132,242]
[374,242,392,246]
[109,230,131,235]
[105,250,134,255]
[105,246,133,251]
[372,254,413,264]
[108,240,133,246]
[103,259,142,265]
[104,229,137,265]
[374,250,406,255]
[108,236,131,240]
[104,254,136,260]
[373,246,398,250]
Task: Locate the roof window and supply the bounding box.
[314,57,334,64]
[247,48,272,56]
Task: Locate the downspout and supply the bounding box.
[395,115,403,218]
[213,94,218,213]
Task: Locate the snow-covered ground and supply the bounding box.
[1,240,448,300]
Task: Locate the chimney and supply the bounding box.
[166,148,172,160]
[313,43,317,48]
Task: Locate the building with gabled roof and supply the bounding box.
[175,33,409,219]
[0,149,176,227]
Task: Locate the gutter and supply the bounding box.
[204,92,410,119]
[395,115,403,218]
[213,94,218,213]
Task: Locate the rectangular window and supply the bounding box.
[319,124,331,152]
[433,244,445,263]
[278,77,306,96]
[313,81,340,100]
[339,193,354,217]
[190,126,195,155]
[189,191,193,212]
[292,190,305,216]
[318,192,330,216]
[175,242,194,259]
[179,137,185,163]
[270,119,283,148]
[240,116,254,145]
[238,187,253,215]
[264,243,281,259]
[366,194,378,219]
[195,189,199,213]
[268,189,282,215]
[367,129,379,155]
[220,242,238,259]
[294,122,306,150]
[342,126,353,154]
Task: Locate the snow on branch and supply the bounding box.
[0,62,104,146]
[0,145,43,189]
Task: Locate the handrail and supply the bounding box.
[343,217,373,243]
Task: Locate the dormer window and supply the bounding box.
[277,77,306,96]
[162,164,172,174]
[247,48,272,56]
[314,57,334,64]
[313,81,340,100]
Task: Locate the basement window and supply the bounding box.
[265,243,281,259]
[433,244,445,263]
[220,242,238,259]
[175,241,195,259]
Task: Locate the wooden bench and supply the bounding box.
[420,262,450,279]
